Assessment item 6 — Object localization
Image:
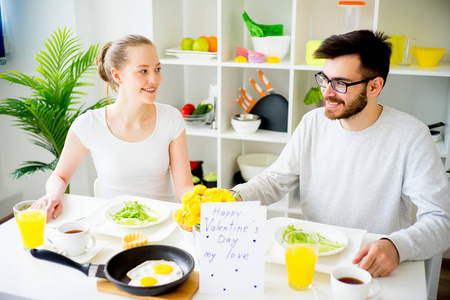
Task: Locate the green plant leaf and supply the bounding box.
[303,87,322,105]
[0,27,107,179]
[11,159,58,179]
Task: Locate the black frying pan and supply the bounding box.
[250,93,288,132]
[31,245,195,297]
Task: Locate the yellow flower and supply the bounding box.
[193,184,206,195]
[187,198,201,214]
[176,186,238,228]
[174,208,184,224]
[182,191,195,204]
[184,212,197,227]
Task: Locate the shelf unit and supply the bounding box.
[151,0,450,218]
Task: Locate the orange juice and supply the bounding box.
[16,210,46,249]
[285,245,318,289]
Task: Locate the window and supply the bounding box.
[0,0,6,65]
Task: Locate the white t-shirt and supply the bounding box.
[71,103,185,202]
[234,106,450,262]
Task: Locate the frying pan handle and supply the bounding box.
[30,249,91,276]
[428,122,445,130]
[89,264,107,279]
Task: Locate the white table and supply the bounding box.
[0,194,428,300]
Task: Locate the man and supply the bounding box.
[232,30,450,277]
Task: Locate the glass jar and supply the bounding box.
[338,1,366,34]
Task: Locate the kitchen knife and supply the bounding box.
[239,88,257,107]
[258,69,275,94]
[237,96,251,113]
[250,78,266,97]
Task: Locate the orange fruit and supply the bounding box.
[207,36,218,52]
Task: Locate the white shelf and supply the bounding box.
[152,0,450,216]
[436,139,447,158]
[221,60,292,70]
[293,63,450,77]
[185,126,218,137]
[221,129,290,144]
[160,57,218,67]
[389,64,450,77]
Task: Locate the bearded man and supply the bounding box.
[232,30,450,278]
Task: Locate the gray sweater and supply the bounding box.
[234,106,450,262]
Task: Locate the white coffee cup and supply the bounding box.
[57,221,96,257]
[331,266,372,300]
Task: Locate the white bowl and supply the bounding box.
[231,114,261,134]
[251,35,291,60]
[237,153,278,182]
[431,130,442,142]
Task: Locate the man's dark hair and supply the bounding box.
[314,30,392,86]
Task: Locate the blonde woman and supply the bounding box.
[40,34,193,221]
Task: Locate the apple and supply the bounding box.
[192,38,209,52]
[181,37,194,51]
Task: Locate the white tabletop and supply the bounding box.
[0,194,428,300]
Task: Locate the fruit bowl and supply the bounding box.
[183,113,209,127]
[413,47,446,67]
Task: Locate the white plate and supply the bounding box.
[274,222,348,256]
[165,47,217,61]
[165,47,217,56]
[265,217,367,274]
[44,231,109,264]
[104,199,170,229]
[85,196,181,241]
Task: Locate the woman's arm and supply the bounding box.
[169,129,194,201]
[40,130,88,221]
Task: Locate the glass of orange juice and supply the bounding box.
[13,200,47,249]
[283,230,320,291]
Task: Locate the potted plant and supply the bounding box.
[0,28,109,191]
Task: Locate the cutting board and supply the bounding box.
[250,94,288,132]
[97,271,199,300]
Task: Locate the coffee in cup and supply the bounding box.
[57,221,96,256]
[331,266,372,300]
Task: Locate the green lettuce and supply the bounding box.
[282,224,345,253]
[110,201,159,226]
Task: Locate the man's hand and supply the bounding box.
[352,239,399,277]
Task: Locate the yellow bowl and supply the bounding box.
[413,47,446,67]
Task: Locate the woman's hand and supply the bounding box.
[38,193,64,222]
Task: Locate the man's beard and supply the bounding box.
[324,88,368,120]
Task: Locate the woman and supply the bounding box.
[40,34,194,221]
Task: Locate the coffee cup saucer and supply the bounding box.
[43,239,109,263]
[368,279,381,298]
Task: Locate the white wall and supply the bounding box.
[0,0,78,200]
[0,0,153,200]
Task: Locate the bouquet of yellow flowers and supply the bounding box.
[174,184,238,232]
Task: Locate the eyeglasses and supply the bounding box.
[315,72,376,94]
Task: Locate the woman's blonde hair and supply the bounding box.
[95,34,154,102]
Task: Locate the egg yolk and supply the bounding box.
[140,276,157,287]
[152,264,173,275]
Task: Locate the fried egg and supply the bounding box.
[127,260,183,287]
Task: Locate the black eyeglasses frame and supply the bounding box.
[315,72,377,94]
